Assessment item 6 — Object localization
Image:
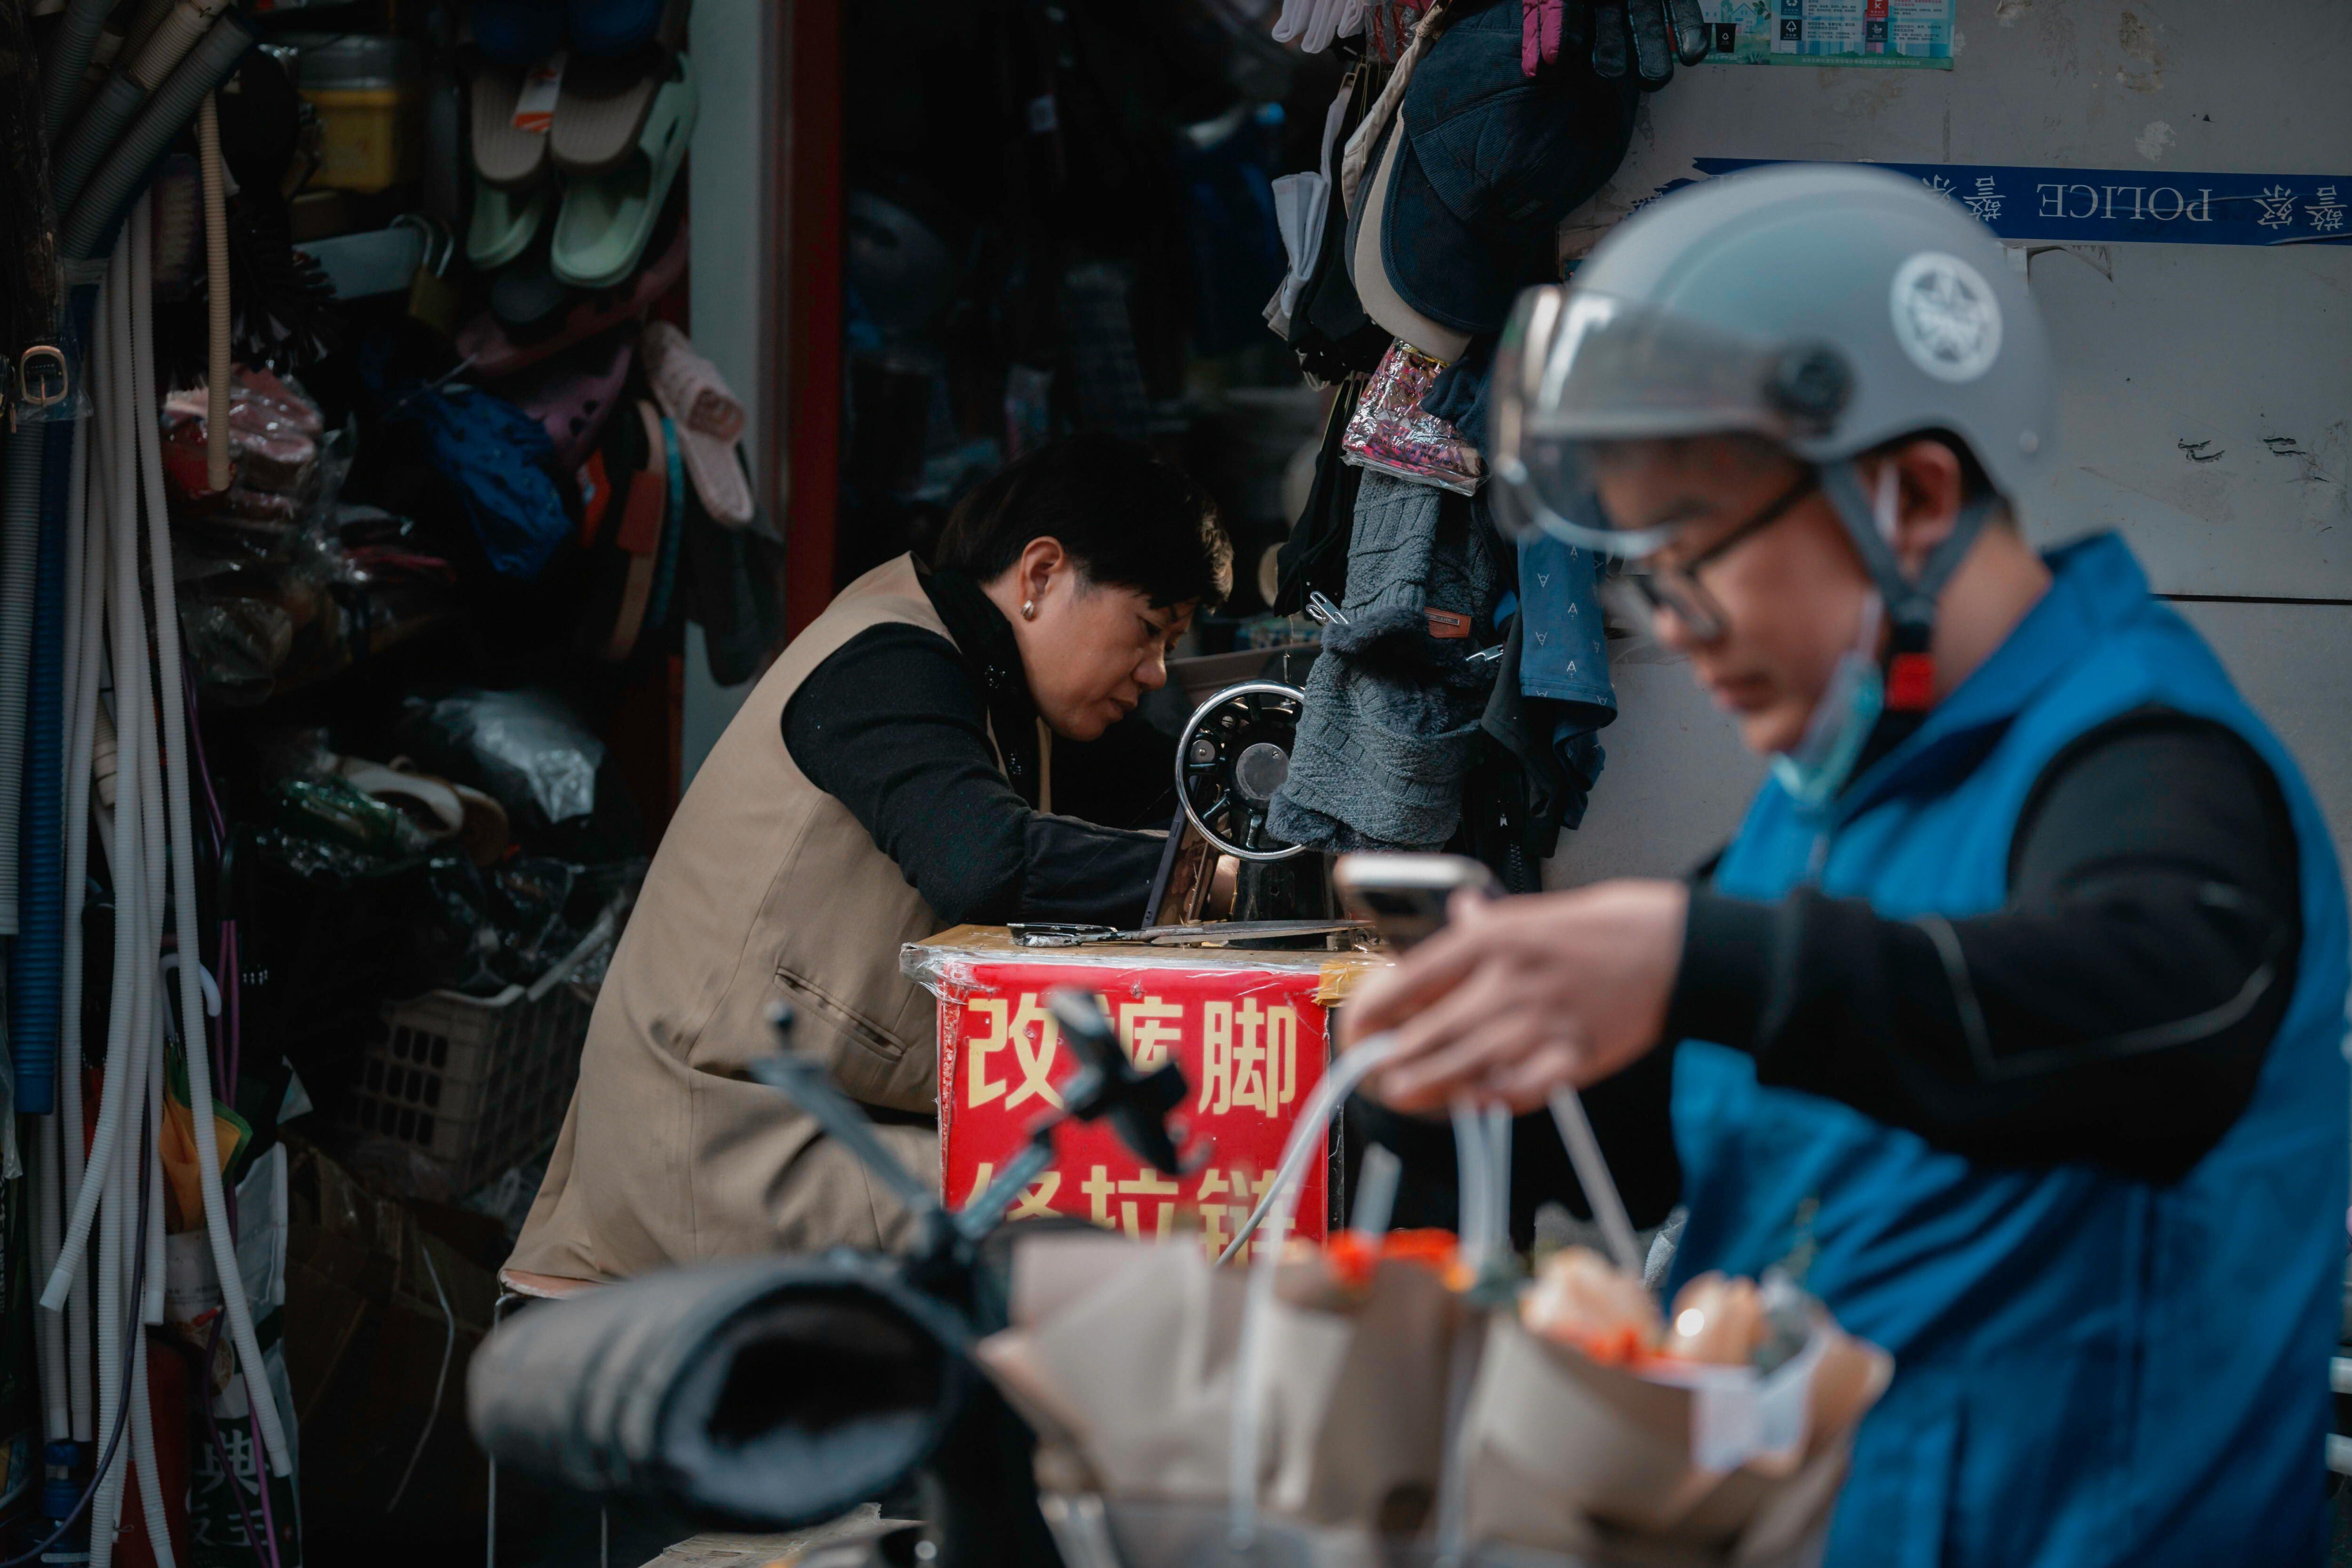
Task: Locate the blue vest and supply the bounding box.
[1670,534,2350,1568]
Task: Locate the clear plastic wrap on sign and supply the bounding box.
[902,927,1388,1258]
[1342,338,1487,495]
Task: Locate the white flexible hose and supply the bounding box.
[120,209,182,1568]
[43,243,145,1319]
[128,1353,177,1568]
[122,415,167,1315]
[93,851,152,1568]
[131,191,294,1476]
[1216,1031,1403,1268]
[89,1075,133,1568]
[111,1039,153,1563]
[129,666,168,1332]
[124,1021,175,1568]
[129,206,173,1338]
[86,233,145,1568]
[60,348,108,1445]
[143,952,167,1331]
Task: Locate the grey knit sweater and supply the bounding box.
[1268,470,1499,851]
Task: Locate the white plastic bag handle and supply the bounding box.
[1549,1087,1643,1274]
[1225,1033,1405,1548]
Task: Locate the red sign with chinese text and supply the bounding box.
[935,959,1333,1260]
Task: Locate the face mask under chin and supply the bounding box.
[1769,636,1886,809]
[1770,462,1909,809]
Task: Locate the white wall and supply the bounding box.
[1550,0,2352,883]
[1544,632,1764,886]
[1546,604,2352,888]
[681,0,768,787]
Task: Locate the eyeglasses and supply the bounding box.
[1622,470,1819,642]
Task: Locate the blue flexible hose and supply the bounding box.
[0,424,41,938]
[11,381,78,1115]
[54,3,233,219]
[40,0,117,140]
[51,76,148,218]
[57,15,255,262]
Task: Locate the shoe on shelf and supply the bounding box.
[549,52,695,290]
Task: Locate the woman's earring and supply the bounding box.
[1021,600,1037,620]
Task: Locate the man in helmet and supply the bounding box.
[1343,164,2349,1565]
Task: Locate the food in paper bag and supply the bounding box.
[1523,1245,1666,1365]
[1467,1251,1892,1561]
[979,1230,1464,1536]
[1663,1273,1766,1365]
[1312,1226,1459,1295]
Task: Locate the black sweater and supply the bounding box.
[1665,707,2301,1186]
[780,566,1166,929]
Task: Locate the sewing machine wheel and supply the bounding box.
[1175,681,1309,864]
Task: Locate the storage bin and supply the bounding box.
[290,34,423,192]
[338,975,595,1195]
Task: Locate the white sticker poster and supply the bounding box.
[1701,0,1956,69]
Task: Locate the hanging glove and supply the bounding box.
[1273,0,1369,53]
[1522,0,1569,75]
[1524,0,1708,88]
[1625,0,1708,84]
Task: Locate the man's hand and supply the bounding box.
[1339,879,1690,1113]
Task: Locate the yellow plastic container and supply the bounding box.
[304,83,421,193]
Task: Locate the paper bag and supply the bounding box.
[1261,1255,1464,1535]
[982,1233,1469,1537]
[1458,1315,1891,1563]
[980,1241,1251,1500]
[1007,1227,1158,1329]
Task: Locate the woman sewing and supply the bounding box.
[510,435,1232,1281]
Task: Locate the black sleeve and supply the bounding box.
[781,624,1166,928]
[1044,682,1188,831]
[1664,708,2302,1184]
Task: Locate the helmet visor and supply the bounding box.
[1490,286,1851,556]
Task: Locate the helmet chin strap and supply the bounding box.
[1816,459,2001,737]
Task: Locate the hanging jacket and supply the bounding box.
[1513,532,1613,717]
[1470,527,1614,871]
[1669,533,2351,1568]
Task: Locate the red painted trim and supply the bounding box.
[779,0,844,637]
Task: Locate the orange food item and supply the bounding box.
[1324,1228,1462,1291]
[1521,1246,1663,1361]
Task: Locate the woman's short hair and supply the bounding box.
[933,434,1232,609]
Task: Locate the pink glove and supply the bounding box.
[1523,0,1564,75]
